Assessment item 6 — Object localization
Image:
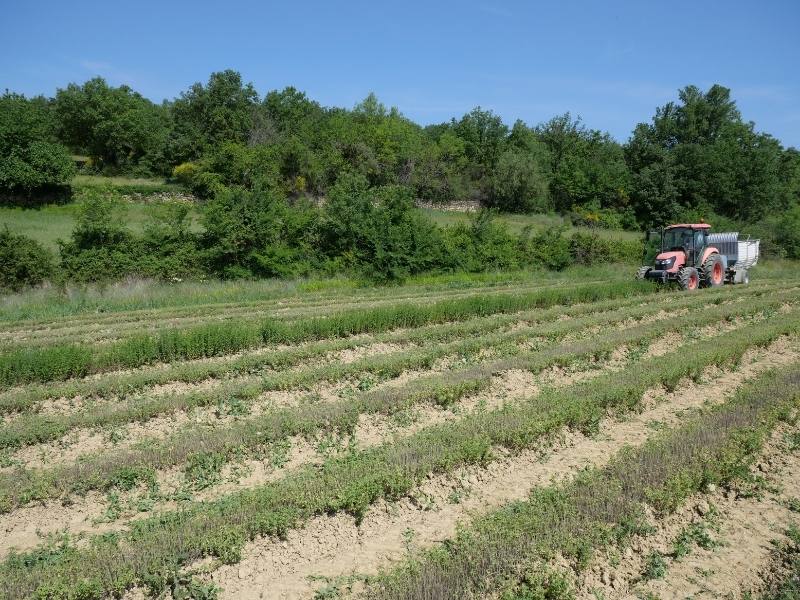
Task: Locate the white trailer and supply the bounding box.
[707,232,760,284]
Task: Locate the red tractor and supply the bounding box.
[637,223,759,290]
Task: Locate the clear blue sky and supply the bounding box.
[2,0,799,147]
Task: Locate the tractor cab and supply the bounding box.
[656,223,711,270]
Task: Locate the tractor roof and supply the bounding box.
[665,223,711,230]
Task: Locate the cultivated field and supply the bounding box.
[0,271,799,599]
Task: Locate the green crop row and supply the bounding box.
[0,266,559,326]
[0,290,657,414]
[1,286,786,451]
[2,282,761,413]
[0,312,796,598]
[364,363,800,600]
[0,278,592,348]
[0,280,656,387]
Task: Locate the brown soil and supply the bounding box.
[575,423,800,599]
[0,333,637,559]
[207,339,799,600]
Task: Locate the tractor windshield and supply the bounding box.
[662,228,694,253]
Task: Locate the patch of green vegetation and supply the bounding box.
[1,320,798,597]
[642,551,668,580]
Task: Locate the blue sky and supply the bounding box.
[2,0,799,146]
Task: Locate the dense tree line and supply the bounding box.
[2,71,798,228]
[1,72,799,291]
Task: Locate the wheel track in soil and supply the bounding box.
[202,338,800,600]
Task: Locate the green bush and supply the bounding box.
[0,228,55,292]
[320,175,449,281]
[520,226,572,271]
[569,204,638,230]
[569,231,641,265]
[442,210,522,273]
[139,203,203,280]
[775,204,800,259]
[486,148,551,213]
[58,188,144,282]
[201,185,316,279]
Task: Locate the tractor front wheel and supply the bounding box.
[636,266,651,280]
[678,267,700,291]
[701,254,724,288]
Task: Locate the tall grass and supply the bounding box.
[0,262,625,324]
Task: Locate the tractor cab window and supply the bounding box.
[662,228,693,252]
[695,230,704,249]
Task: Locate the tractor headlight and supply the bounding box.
[655,257,676,269]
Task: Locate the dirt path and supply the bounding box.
[207,339,800,600]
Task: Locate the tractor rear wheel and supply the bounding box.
[701,254,724,287]
[636,266,650,280]
[678,267,700,291]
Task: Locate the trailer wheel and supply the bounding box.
[701,254,724,287]
[678,267,699,291]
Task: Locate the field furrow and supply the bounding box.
[1,301,798,598]
[0,297,787,512]
[210,336,800,600]
[571,424,800,599]
[352,363,800,600]
[2,273,799,600]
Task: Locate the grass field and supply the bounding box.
[0,269,798,599]
[1,178,640,254]
[0,175,192,251]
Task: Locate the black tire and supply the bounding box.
[701,254,724,288]
[636,266,651,280]
[678,267,700,291]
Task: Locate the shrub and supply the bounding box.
[0,228,55,292]
[774,204,800,259]
[172,162,201,186]
[569,204,638,231]
[442,210,522,273]
[201,185,317,279]
[320,175,448,281]
[569,231,641,265]
[520,226,572,271]
[58,188,144,282]
[486,148,551,213]
[139,203,203,280]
